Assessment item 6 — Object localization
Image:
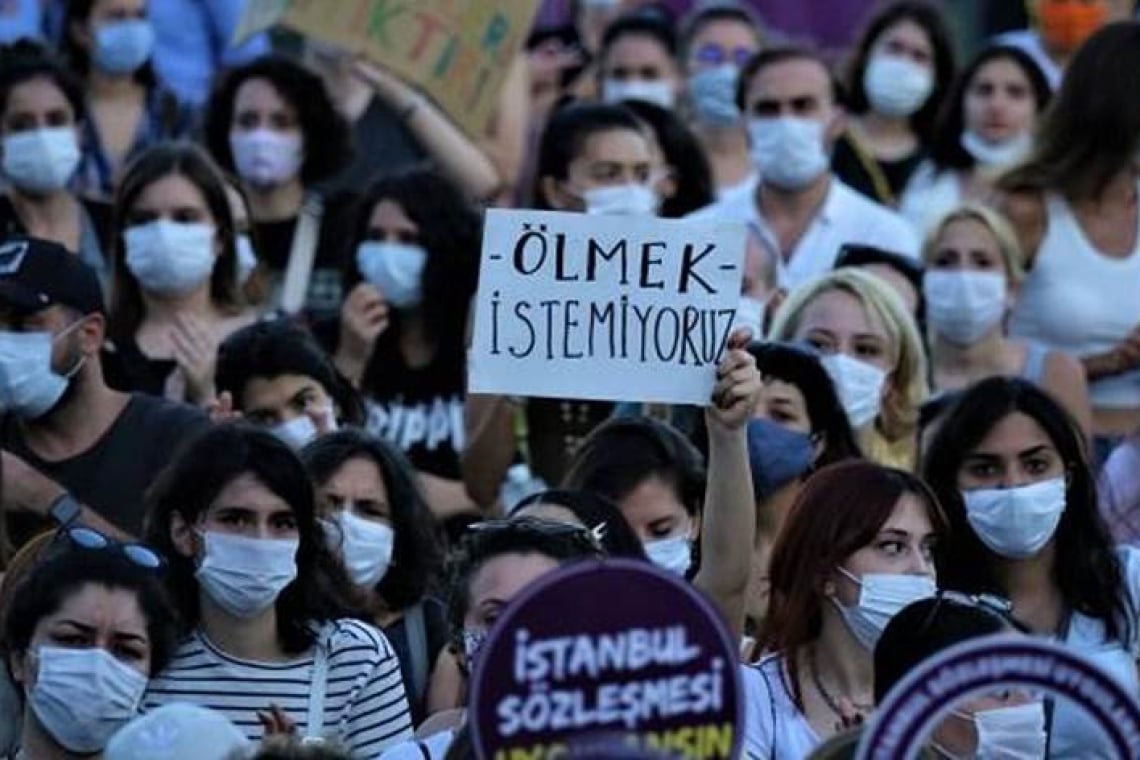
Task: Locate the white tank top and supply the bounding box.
[1009,190,1140,409]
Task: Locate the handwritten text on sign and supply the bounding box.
[469,210,746,405]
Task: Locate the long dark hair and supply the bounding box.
[347,167,481,357]
[927,45,1051,172]
[921,377,1131,643]
[999,22,1140,202]
[109,141,245,344]
[622,99,714,217]
[844,0,957,145]
[302,430,443,613]
[144,424,361,654]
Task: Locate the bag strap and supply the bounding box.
[406,601,429,704]
[280,194,324,315]
[306,632,330,739]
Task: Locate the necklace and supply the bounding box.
[808,647,873,717]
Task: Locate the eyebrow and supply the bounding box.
[877,528,910,540]
[55,620,147,643]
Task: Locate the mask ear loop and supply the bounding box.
[51,317,90,379]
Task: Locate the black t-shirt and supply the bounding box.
[2,394,210,538]
[101,338,177,396]
[360,333,465,480]
[383,596,449,725]
[831,133,924,207]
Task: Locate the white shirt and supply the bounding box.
[740,656,821,760]
[899,162,964,235]
[378,729,456,759]
[688,176,920,291]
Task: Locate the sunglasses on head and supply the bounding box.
[53,526,166,574]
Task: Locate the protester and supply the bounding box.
[622,99,714,218]
[743,342,861,642]
[679,1,763,196]
[769,268,928,470]
[0,40,110,280]
[215,318,365,447]
[203,54,354,322]
[900,45,1052,233]
[833,1,956,207]
[3,532,178,757]
[994,0,1128,89]
[103,141,255,404]
[334,168,480,521]
[922,376,1140,758]
[920,204,1090,433]
[0,236,208,542]
[510,488,648,560]
[378,517,604,759]
[597,12,684,109]
[689,45,919,289]
[61,0,193,199]
[741,461,945,757]
[106,704,250,760]
[143,424,413,754]
[563,334,761,634]
[302,429,452,724]
[999,22,1140,464]
[833,243,925,323]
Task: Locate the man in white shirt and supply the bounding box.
[689,45,919,291]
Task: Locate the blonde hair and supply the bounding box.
[769,268,928,444]
[921,203,1027,283]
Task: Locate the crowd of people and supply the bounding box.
[0,0,1139,757]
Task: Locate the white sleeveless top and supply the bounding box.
[1009,190,1140,409]
[899,162,963,234]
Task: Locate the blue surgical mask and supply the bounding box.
[355,241,427,309]
[688,65,742,126]
[1,127,81,195]
[644,534,693,577]
[124,220,216,296]
[747,418,815,500]
[92,19,155,75]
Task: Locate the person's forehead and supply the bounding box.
[748,57,832,99]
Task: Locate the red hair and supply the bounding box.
[759,460,948,709]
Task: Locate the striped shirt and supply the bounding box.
[145,619,413,756]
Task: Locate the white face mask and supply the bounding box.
[124,220,217,296]
[327,510,395,588]
[644,534,693,577]
[195,531,299,618]
[688,65,742,126]
[820,353,887,431]
[235,233,257,286]
[939,701,1048,759]
[355,241,428,309]
[962,477,1066,560]
[748,116,830,190]
[960,130,1033,170]
[832,567,936,650]
[863,53,934,118]
[581,183,660,216]
[229,129,303,187]
[602,78,676,109]
[1,127,81,195]
[923,271,1007,346]
[271,414,319,450]
[732,295,766,340]
[28,646,147,753]
[0,322,84,419]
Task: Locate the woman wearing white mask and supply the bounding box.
[105,141,255,405]
[921,204,1090,435]
[741,460,945,758]
[144,424,414,753]
[335,168,480,522]
[596,13,684,110]
[204,55,354,323]
[901,45,1052,234]
[922,376,1140,758]
[678,1,763,196]
[769,268,929,470]
[303,430,452,725]
[215,318,366,448]
[0,41,111,282]
[4,529,178,758]
[833,1,957,208]
[61,0,192,201]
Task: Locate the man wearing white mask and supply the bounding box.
[689,45,919,291]
[0,237,208,542]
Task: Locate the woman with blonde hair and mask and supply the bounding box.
[769,268,928,470]
[921,203,1090,434]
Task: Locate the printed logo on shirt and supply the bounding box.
[365,396,465,453]
[0,240,28,275]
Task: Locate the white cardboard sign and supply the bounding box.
[468,209,747,405]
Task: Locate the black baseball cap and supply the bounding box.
[0,236,105,316]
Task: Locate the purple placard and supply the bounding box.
[469,558,742,760]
